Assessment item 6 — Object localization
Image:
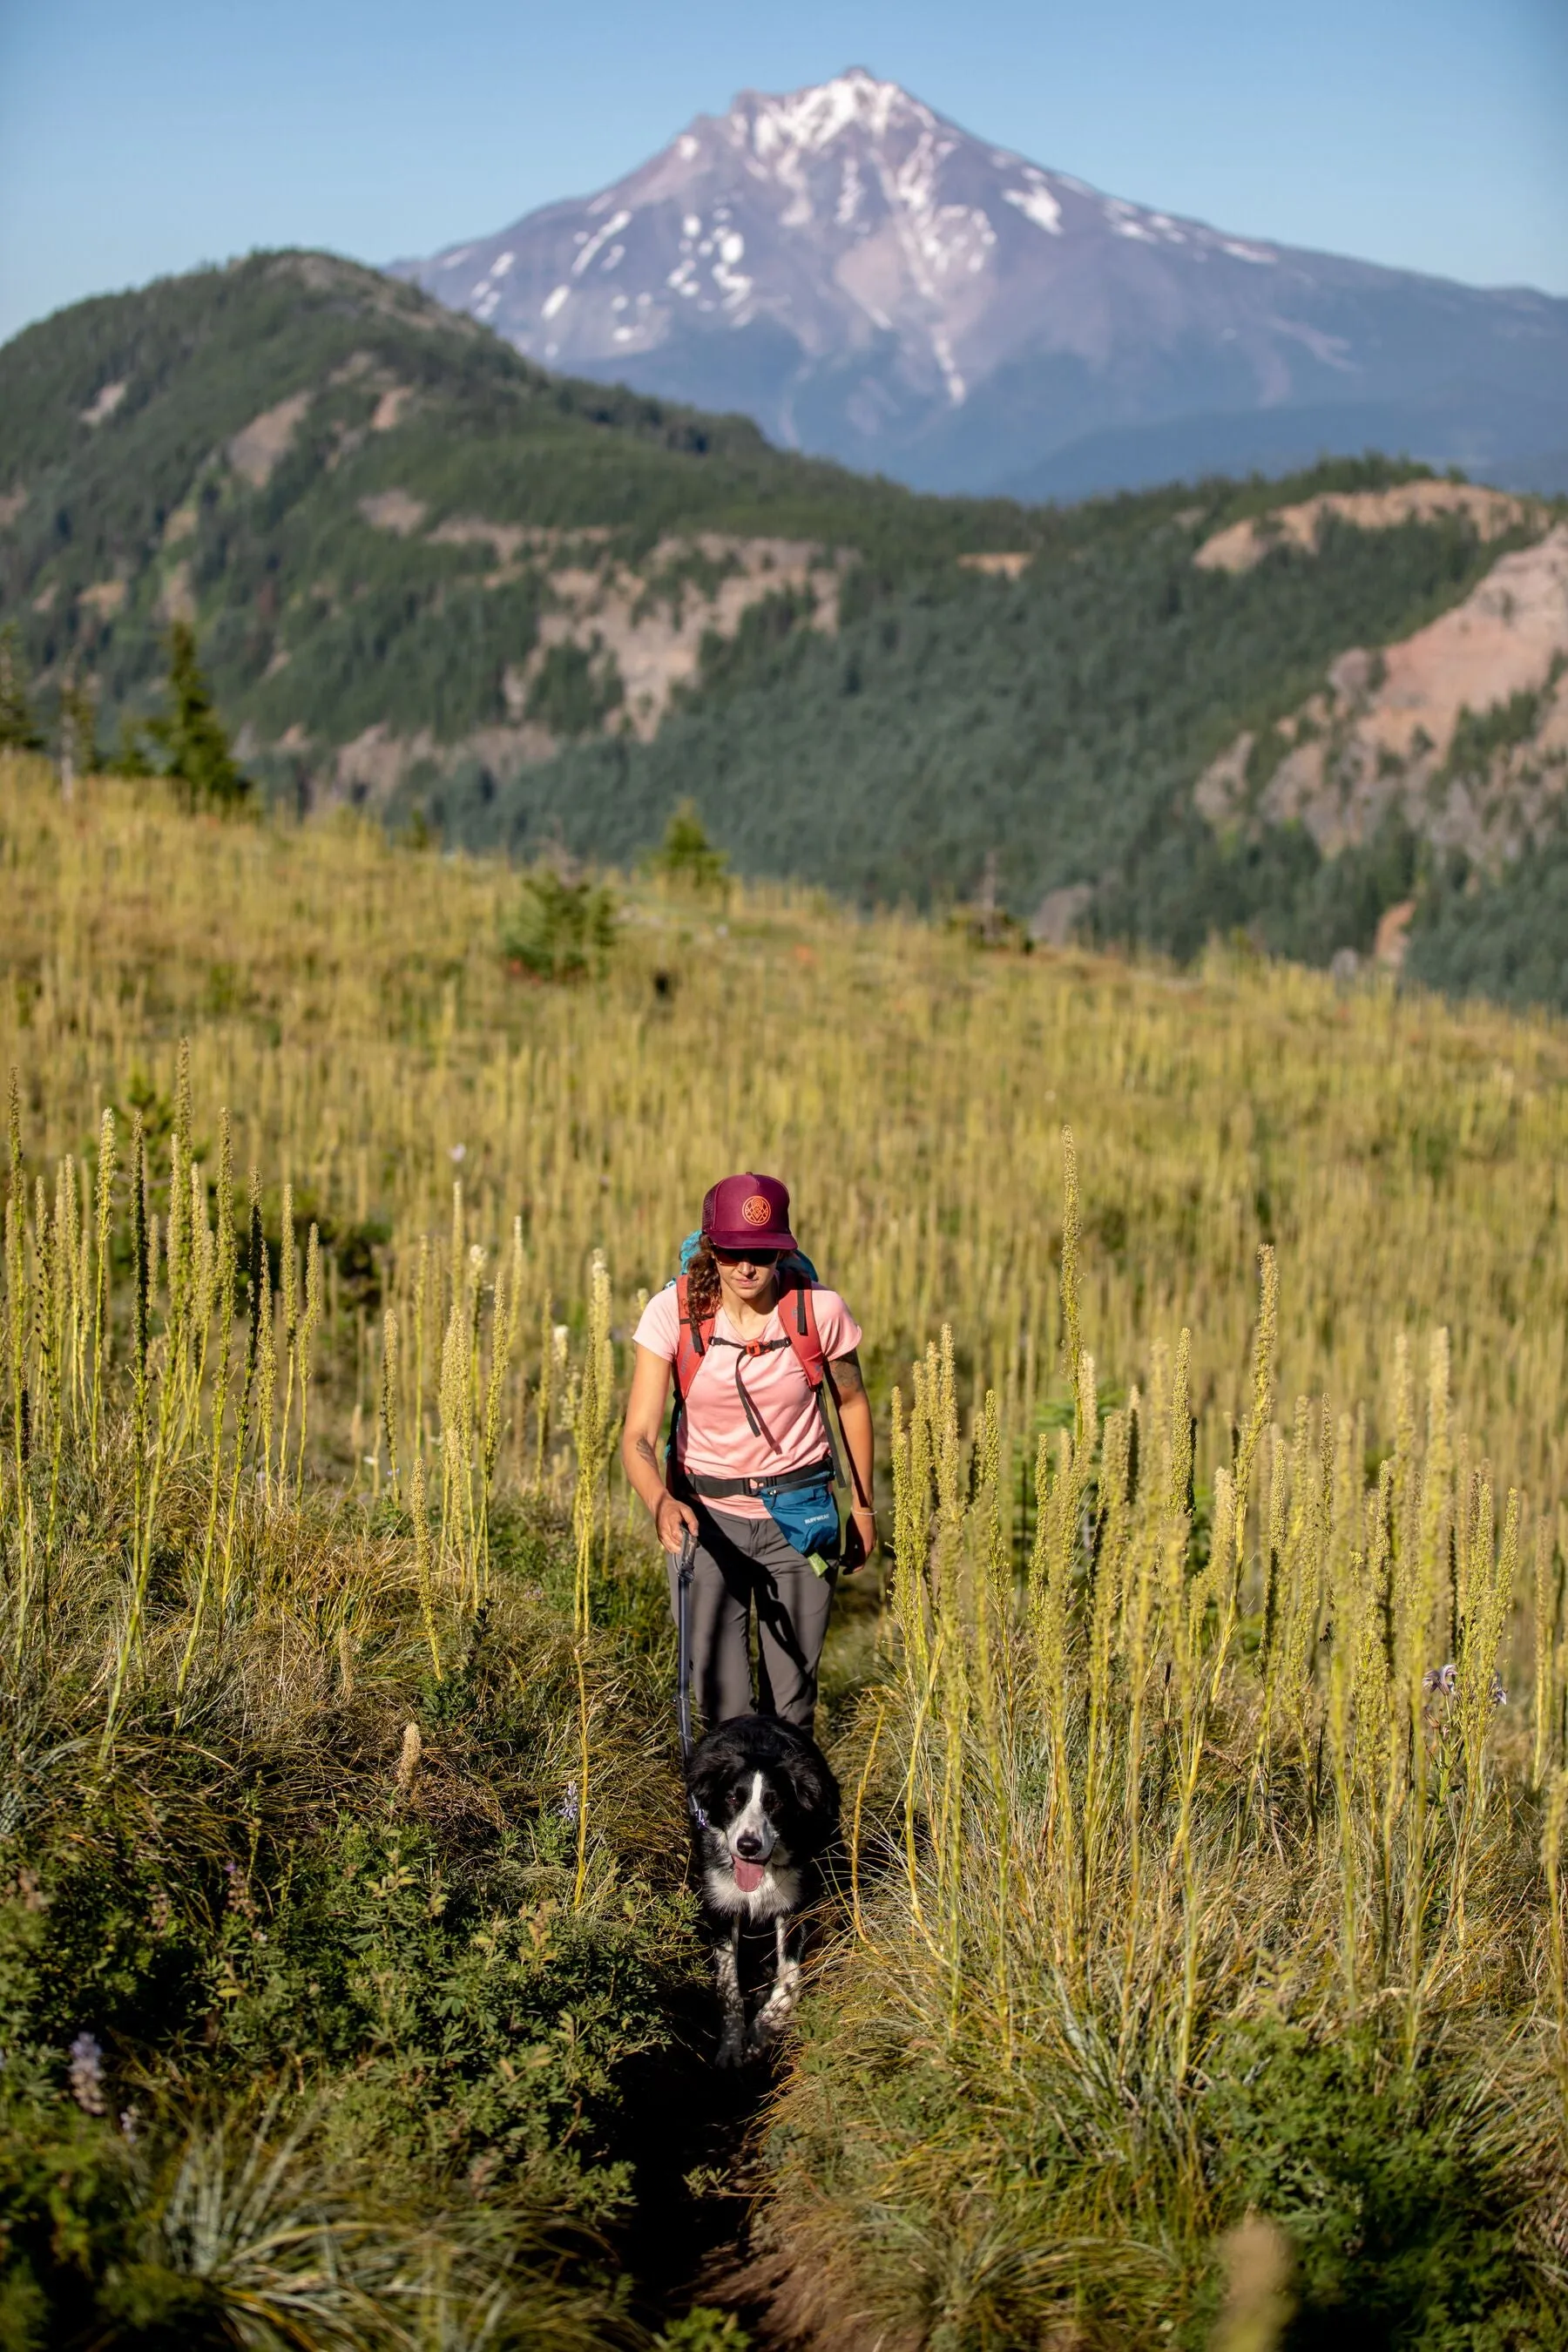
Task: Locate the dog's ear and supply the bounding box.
[688,1737,738,1813]
[782,1744,840,1834]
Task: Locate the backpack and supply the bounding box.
[665,1233,845,1491]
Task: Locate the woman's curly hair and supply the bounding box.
[685,1234,723,1323]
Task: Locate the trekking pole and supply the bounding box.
[675,1524,697,1767]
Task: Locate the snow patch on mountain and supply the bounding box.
[1005,184,1062,236]
[391,66,1568,497]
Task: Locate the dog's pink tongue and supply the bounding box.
[733,1857,767,1893]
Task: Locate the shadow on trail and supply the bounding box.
[614,1566,893,2340]
[615,1975,786,2335]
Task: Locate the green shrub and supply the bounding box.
[1201,2024,1554,2349]
[503,867,617,982]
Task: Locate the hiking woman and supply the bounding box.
[619,1173,875,1735]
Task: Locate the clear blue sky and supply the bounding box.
[2,0,1565,345]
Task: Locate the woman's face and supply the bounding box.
[713,1244,780,1305]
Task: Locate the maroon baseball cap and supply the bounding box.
[701,1172,797,1253]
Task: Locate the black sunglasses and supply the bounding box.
[711,1244,782,1266]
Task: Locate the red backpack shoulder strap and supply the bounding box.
[780,1273,848,1485]
[780,1267,828,1389]
[672,1274,715,1401]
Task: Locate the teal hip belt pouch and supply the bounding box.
[759,1478,840,1569]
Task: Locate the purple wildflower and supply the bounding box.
[68,2032,105,2116]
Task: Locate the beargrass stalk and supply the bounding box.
[1323,1420,1364,2004]
[571,1639,593,1913]
[888,1389,925,1686]
[531,1291,554,1497]
[72,1158,91,1426]
[220,1179,266,1611]
[1116,1369,1164,2042]
[88,1108,114,1464]
[1082,1403,1129,1892]
[277,1182,297,1482]
[1450,1485,1517,1950]
[294,1223,321,1498]
[477,1220,524,1594]
[186,1155,215,1415]
[1545,1768,1568,2104]
[463,1241,487,1593]
[898,1625,946,1957]
[255,1260,277,1511]
[411,1233,429,1474]
[410,1452,441,1680]
[849,1699,887,1943]
[1402,1331,1453,2058]
[3,1196,30,1619]
[38,1158,77,1561]
[437,1292,470,1593]
[139,1137,189,1562]
[569,1253,615,1643]
[968,1391,1014,2048]
[99,1117,152,1761]
[1532,1520,1557,1788]
[381,1307,401,1501]
[166,1127,188,1378]
[1058,1123,1081,1386]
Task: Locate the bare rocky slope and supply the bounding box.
[393,68,1568,498]
[1196,502,1568,877]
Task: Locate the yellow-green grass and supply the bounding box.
[4,754,1567,1518]
[753,1274,1568,2343]
[6,750,1568,2345]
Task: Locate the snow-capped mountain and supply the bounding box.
[392,69,1568,497]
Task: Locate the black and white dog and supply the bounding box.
[687,1714,840,2067]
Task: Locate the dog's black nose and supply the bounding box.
[734,1833,764,1859]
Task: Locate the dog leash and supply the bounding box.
[673,1526,710,1829]
[675,1524,696,1767]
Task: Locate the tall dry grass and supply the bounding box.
[4,756,1568,1524]
[6,753,1568,2342]
[751,1140,1568,2347]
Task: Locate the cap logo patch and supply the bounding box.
[740,1193,773,1227]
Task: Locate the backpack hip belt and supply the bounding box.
[683,1455,836,1503]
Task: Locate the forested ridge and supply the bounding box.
[3,249,1565,1006]
[452,500,1525,944]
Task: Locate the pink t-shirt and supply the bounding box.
[633,1284,863,1521]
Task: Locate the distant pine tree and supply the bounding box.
[114,716,157,778]
[646,797,730,897]
[145,622,250,810]
[0,624,43,752]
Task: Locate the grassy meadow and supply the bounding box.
[3,751,1568,2347]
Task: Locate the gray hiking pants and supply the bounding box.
[667,1505,837,1734]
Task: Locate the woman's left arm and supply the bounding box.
[828,1348,877,1570]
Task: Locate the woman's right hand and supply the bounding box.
[655,1493,700,1554]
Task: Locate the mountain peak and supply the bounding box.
[392,73,1568,498]
[724,67,937,156]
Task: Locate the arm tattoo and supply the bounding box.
[828,1350,865,1400]
[634,1436,659,1468]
